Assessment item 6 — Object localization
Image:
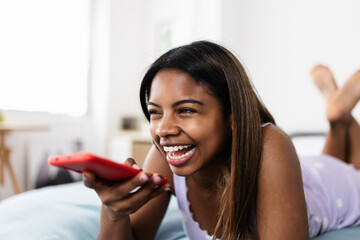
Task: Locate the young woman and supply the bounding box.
[83,41,360,240]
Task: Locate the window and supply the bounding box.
[0,0,90,116]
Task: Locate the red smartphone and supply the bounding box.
[48,152,167,184]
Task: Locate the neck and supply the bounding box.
[189,158,228,192]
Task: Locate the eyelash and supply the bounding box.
[147,108,196,117]
[148,109,159,116]
[179,108,195,114]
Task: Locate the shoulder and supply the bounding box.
[261,124,296,158]
[260,124,302,175]
[256,124,309,239]
[259,124,302,196]
[259,124,302,191]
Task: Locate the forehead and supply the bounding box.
[149,70,210,101]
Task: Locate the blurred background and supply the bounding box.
[0,0,359,199]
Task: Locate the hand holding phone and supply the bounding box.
[48,152,167,184]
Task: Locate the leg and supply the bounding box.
[329,70,360,167]
[326,70,360,121]
[311,65,360,163]
[321,120,348,161]
[311,65,348,161]
[347,116,360,168]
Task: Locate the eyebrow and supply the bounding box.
[147,99,204,108]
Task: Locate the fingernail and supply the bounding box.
[132,164,141,170]
[139,173,150,183]
[164,186,172,192]
[153,174,163,184]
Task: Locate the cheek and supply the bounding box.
[149,122,158,139]
[182,120,208,139]
[201,117,231,148]
[187,118,224,143]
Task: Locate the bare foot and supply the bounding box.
[327,70,360,121]
[311,64,338,102]
[310,64,353,122]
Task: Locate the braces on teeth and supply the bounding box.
[168,149,194,160]
[163,145,191,152]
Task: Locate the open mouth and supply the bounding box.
[163,145,195,166]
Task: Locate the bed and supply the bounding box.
[0,133,359,239]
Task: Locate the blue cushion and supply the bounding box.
[0,182,100,239]
[0,182,187,240]
[311,227,360,240]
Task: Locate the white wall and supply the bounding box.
[105,0,360,136]
[222,0,360,133]
[105,0,222,135]
[88,0,111,155]
[106,0,149,133]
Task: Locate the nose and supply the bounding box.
[154,114,180,137]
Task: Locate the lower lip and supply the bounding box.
[166,148,195,167]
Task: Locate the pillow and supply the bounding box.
[0,182,187,240]
[0,182,100,239]
[312,227,360,240]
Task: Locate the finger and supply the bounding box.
[132,163,142,170]
[145,174,171,199]
[148,183,172,199]
[151,173,165,185]
[110,182,172,214]
[87,171,165,214]
[123,157,136,166]
[96,171,151,204]
[127,174,168,201]
[83,171,97,188]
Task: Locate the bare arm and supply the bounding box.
[84,146,173,240]
[97,207,134,240]
[130,146,174,239]
[256,125,309,240]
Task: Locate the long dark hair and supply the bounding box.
[140,41,275,239]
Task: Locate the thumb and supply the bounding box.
[123,157,141,169]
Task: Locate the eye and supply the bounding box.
[179,108,196,114]
[148,109,160,116]
[148,109,163,121]
[149,109,160,117]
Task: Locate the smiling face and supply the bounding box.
[147,69,231,177]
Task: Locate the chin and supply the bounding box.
[169,165,197,177]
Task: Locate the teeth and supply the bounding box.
[163,145,191,153]
[168,148,195,160]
